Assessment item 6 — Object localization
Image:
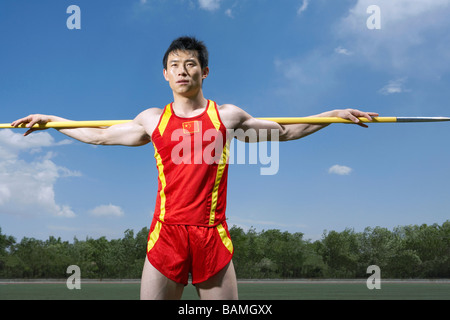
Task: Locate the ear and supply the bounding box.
[163,69,169,81]
[202,67,209,80]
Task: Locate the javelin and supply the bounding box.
[0,117,449,129]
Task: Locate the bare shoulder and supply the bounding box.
[217,103,250,129]
[134,107,164,136]
[136,107,164,118]
[217,103,245,114]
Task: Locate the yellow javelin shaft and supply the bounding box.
[257,117,398,124]
[0,120,132,129]
[0,117,399,129]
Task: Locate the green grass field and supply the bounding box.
[1,280,449,300]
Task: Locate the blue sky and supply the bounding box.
[1,0,449,242]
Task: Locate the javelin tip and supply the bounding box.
[396,117,450,122]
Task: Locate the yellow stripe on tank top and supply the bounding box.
[206,100,221,132]
[208,140,230,225]
[153,146,167,222]
[158,104,172,136]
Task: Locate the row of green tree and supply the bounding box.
[1,221,449,279]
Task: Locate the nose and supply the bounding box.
[177,65,188,76]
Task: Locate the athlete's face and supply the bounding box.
[163,50,209,97]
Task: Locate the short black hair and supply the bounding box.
[163,36,209,70]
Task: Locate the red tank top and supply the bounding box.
[151,100,229,227]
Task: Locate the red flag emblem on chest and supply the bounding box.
[182,121,200,134]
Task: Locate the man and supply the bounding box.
[12,36,378,300]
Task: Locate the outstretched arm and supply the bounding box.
[220,104,379,142]
[11,109,157,146]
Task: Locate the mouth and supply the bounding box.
[176,80,189,84]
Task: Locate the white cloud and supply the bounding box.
[297,0,309,15]
[89,204,124,217]
[341,0,450,33]
[198,0,221,11]
[225,8,233,18]
[379,78,410,95]
[328,164,352,175]
[275,0,450,108]
[334,46,353,56]
[0,130,71,160]
[338,0,450,77]
[0,155,79,218]
[0,130,78,218]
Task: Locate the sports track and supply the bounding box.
[1,279,449,300]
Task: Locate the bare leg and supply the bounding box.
[140,257,185,300]
[195,260,238,300]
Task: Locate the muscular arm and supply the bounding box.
[58,119,150,146]
[219,104,379,142]
[11,108,161,146]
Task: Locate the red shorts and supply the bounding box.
[146,219,234,285]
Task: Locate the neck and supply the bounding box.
[172,90,208,117]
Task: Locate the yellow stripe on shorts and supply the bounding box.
[147,221,162,252]
[217,223,233,254]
